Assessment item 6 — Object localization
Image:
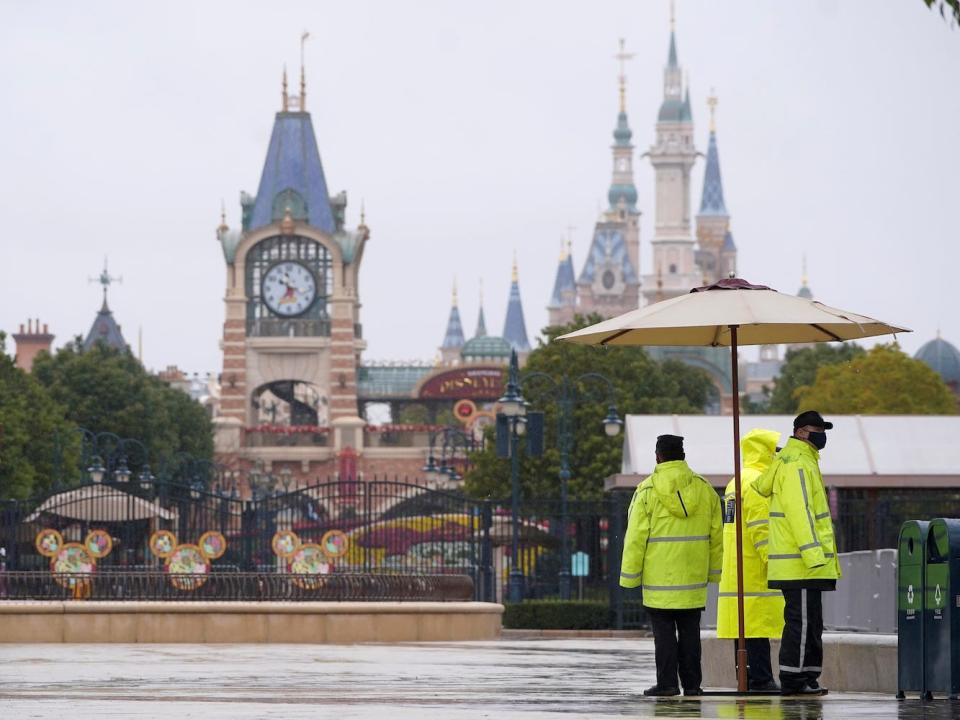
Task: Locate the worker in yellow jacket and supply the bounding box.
[753,411,840,696]
[621,434,723,697]
[716,428,784,691]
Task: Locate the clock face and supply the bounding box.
[261,261,317,317]
[602,269,617,290]
[617,157,629,172]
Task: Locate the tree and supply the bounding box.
[32,342,213,465]
[463,315,715,502]
[796,343,957,414]
[923,0,960,27]
[763,344,866,414]
[0,334,80,498]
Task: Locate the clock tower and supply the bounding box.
[214,66,368,485]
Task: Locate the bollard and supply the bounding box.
[923,518,960,699]
[896,520,929,699]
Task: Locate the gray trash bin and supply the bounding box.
[924,518,960,699]
[897,520,929,699]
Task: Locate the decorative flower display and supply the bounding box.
[84,529,113,559]
[149,530,228,590]
[36,528,114,593]
[245,424,330,435]
[270,529,349,589]
[35,528,63,558]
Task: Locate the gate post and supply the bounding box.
[608,492,626,630]
[240,500,257,571]
[481,501,494,603]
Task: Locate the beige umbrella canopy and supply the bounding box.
[25,484,177,523]
[557,277,909,692]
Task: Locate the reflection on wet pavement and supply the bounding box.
[0,639,955,719]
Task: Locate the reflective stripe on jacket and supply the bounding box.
[752,437,841,585]
[620,459,723,609]
[716,428,785,639]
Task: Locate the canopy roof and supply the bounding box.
[616,415,960,489]
[25,485,177,523]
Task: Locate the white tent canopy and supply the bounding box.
[25,484,178,523]
[613,415,960,490]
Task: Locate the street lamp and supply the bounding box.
[423,427,476,489]
[497,350,531,604]
[520,371,622,600]
[138,464,155,492]
[87,456,106,484]
[114,456,132,484]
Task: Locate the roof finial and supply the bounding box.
[452,277,458,307]
[479,277,483,304]
[300,31,310,111]
[218,199,229,234]
[670,0,676,31]
[559,237,566,261]
[801,253,808,288]
[614,38,634,114]
[707,89,718,133]
[512,252,519,283]
[282,65,289,111]
[89,257,122,308]
[359,198,366,227]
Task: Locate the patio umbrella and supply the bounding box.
[25,484,178,523]
[557,277,909,692]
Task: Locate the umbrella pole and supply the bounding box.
[730,325,748,693]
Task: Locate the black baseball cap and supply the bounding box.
[656,434,684,454]
[793,411,833,431]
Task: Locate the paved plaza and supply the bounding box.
[0,639,952,719]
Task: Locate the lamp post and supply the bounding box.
[520,371,622,600]
[497,350,529,604]
[422,427,476,488]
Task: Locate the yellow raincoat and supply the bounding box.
[620,459,723,609]
[716,429,785,639]
[752,437,841,587]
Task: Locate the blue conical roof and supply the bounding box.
[475,305,487,338]
[248,111,335,234]
[503,267,530,352]
[699,131,728,216]
[441,304,465,349]
[549,254,576,308]
[668,31,678,67]
[83,297,127,352]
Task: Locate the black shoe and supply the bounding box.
[749,681,780,692]
[684,688,703,696]
[781,684,824,696]
[643,686,681,696]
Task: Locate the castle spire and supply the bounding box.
[698,95,727,217]
[282,66,289,111]
[503,260,530,352]
[441,279,465,349]
[475,280,487,338]
[300,31,309,111]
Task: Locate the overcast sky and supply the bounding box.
[2,0,958,374]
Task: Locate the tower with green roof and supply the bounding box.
[572,39,641,321]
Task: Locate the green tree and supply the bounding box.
[763,344,866,414]
[0,334,80,498]
[32,342,213,464]
[463,315,714,502]
[923,0,960,26]
[796,343,957,414]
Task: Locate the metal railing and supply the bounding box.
[0,571,474,602]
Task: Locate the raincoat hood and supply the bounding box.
[651,460,705,517]
[741,428,781,472]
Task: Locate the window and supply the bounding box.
[669,264,677,274]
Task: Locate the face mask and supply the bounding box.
[807,431,827,450]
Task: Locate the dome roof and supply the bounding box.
[658,98,685,122]
[613,111,632,145]
[461,335,511,359]
[608,183,638,210]
[915,336,960,386]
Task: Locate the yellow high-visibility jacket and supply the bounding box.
[620,459,723,609]
[752,437,841,587]
[716,429,785,639]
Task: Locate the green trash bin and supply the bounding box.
[924,518,960,699]
[897,520,929,699]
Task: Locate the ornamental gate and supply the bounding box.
[0,479,494,602]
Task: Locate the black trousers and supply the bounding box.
[731,638,774,688]
[647,608,702,691]
[779,589,824,691]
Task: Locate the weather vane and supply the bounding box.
[89,257,121,304]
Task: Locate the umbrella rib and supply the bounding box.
[600,329,633,345]
[811,323,844,342]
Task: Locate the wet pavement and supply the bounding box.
[0,639,955,719]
